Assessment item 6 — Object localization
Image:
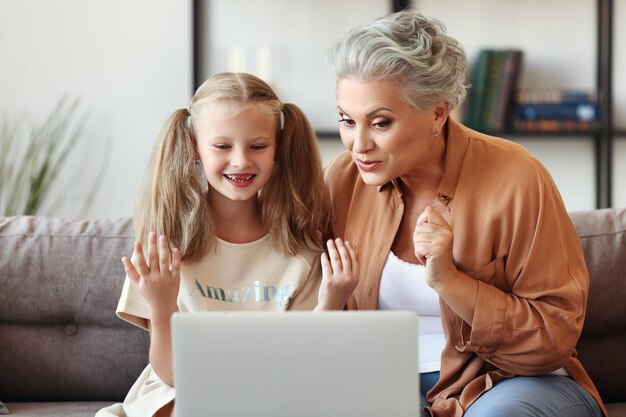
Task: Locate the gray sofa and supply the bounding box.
[0,217,147,416]
[0,209,625,416]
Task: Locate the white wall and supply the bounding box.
[319,137,346,167]
[198,0,389,132]
[0,0,193,219]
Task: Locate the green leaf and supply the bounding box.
[0,96,101,217]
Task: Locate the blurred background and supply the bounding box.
[1,0,624,219]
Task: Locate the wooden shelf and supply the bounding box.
[316,131,341,139]
[315,130,602,139]
[495,131,601,138]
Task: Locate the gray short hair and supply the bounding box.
[326,10,467,110]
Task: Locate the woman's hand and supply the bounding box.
[413,206,458,291]
[121,231,181,315]
[414,206,478,325]
[315,238,360,311]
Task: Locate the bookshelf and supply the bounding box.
[404,0,615,209]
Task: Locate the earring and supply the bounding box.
[434,130,440,137]
[194,160,209,192]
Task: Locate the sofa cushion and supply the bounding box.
[569,208,626,404]
[0,216,149,402]
[605,403,626,417]
[3,401,113,417]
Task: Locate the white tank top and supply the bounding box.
[377,251,445,373]
[378,251,570,377]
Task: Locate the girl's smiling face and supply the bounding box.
[194,101,277,205]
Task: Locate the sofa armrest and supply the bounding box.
[569,208,626,403]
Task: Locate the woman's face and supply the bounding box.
[336,77,446,187]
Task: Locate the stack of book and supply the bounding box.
[466,49,524,134]
[513,90,600,133]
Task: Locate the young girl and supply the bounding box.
[97,72,359,417]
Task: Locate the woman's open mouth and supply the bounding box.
[356,159,382,172]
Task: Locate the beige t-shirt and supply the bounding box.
[117,235,322,329]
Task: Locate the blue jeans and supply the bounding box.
[419,372,602,417]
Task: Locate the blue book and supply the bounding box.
[516,102,599,121]
[516,90,598,104]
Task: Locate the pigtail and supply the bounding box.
[134,109,213,261]
[262,103,329,254]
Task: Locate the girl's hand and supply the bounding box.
[121,231,181,314]
[413,206,458,291]
[316,238,360,310]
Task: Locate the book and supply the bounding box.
[516,89,598,104]
[513,118,600,133]
[516,102,599,121]
[466,49,492,131]
[490,49,523,132]
[479,50,505,132]
[466,48,524,133]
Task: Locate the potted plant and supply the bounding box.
[0,97,106,217]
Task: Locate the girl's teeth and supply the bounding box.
[226,174,254,182]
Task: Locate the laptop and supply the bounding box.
[171,311,419,417]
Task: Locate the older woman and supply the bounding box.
[324,10,605,417]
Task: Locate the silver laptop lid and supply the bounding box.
[172,311,419,417]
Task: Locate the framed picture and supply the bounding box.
[194,0,393,135]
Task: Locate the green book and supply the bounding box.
[490,49,523,133]
[480,50,505,133]
[467,49,491,131]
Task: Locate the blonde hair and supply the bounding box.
[326,10,467,110]
[134,72,329,261]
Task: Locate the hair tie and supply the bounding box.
[279,108,285,130]
[186,108,192,129]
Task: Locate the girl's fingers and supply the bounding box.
[171,248,181,278]
[320,252,332,278]
[345,241,359,277]
[147,231,160,273]
[133,240,150,276]
[122,256,141,283]
[159,235,171,273]
[327,239,343,273]
[334,238,351,271]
